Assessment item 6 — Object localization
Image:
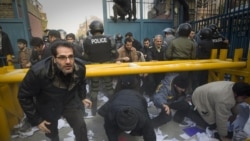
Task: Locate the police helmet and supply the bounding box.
[177,23,192,37]
[89,20,104,35]
[199,28,212,40]
[115,33,123,41]
[208,24,218,32]
[163,28,175,35]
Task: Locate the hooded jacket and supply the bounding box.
[18,57,87,126]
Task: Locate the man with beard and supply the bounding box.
[18,40,92,141]
[116,37,138,62]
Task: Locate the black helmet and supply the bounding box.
[208,24,218,32]
[115,33,123,41]
[163,28,175,35]
[177,23,192,37]
[199,28,212,40]
[89,20,104,35]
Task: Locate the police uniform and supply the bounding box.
[83,34,118,115]
[211,33,228,58]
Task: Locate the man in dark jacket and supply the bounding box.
[0,25,14,67]
[18,40,92,141]
[125,32,143,51]
[29,37,47,65]
[98,75,156,141]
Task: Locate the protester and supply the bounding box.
[10,38,32,68]
[98,75,156,141]
[116,37,138,62]
[29,37,47,65]
[191,81,250,141]
[152,73,191,128]
[125,32,142,51]
[65,33,84,60]
[18,40,92,141]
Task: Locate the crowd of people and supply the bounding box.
[1,20,250,141]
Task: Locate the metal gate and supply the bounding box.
[190,0,250,59]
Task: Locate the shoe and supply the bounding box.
[19,119,32,132]
[147,101,154,107]
[84,108,94,119]
[205,127,217,138]
[179,119,196,127]
[18,127,39,138]
[110,16,117,23]
[179,121,190,127]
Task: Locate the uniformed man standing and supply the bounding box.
[208,24,229,58]
[83,20,118,116]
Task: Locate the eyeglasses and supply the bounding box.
[56,55,74,61]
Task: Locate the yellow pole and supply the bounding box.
[0,106,11,141]
[0,60,246,82]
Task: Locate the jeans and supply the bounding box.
[45,107,88,141]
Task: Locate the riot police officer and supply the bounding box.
[193,27,214,89]
[83,20,118,116]
[166,23,196,94]
[208,24,229,58]
[163,27,176,47]
[114,33,123,49]
[196,28,213,59]
[166,23,196,60]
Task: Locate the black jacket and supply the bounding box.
[98,89,156,141]
[0,31,13,56]
[196,39,214,59]
[18,57,87,126]
[148,45,167,61]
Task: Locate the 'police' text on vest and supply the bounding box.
[91,38,107,44]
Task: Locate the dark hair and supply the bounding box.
[17,38,27,45]
[143,37,150,42]
[125,32,133,37]
[124,37,133,44]
[120,75,138,89]
[172,74,189,89]
[232,82,250,97]
[50,40,75,57]
[30,37,44,47]
[66,33,76,40]
[48,30,61,39]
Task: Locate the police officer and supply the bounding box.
[114,33,123,49]
[166,23,196,60]
[83,20,118,116]
[196,28,213,59]
[193,27,214,89]
[163,27,176,47]
[166,23,196,94]
[208,24,229,58]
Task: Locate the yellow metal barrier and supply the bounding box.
[0,48,249,140]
